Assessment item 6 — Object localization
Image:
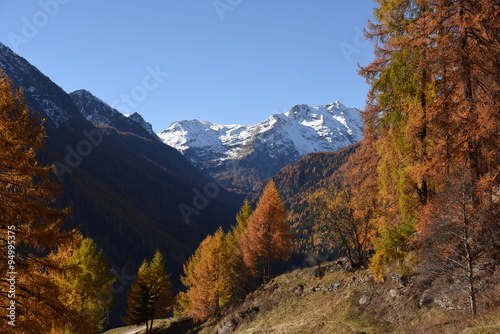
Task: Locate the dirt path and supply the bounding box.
[108,324,146,334]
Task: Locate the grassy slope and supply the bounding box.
[107,260,500,334]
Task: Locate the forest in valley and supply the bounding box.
[1,0,500,333]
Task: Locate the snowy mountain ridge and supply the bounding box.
[159,101,363,166]
[158,101,363,192]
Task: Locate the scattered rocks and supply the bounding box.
[346,276,367,287]
[419,289,434,308]
[387,273,413,287]
[293,284,304,294]
[434,297,457,311]
[218,321,233,334]
[359,294,370,305]
[312,285,323,292]
[301,280,345,295]
[329,280,343,291]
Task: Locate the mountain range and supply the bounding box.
[0,40,363,327]
[159,102,363,193]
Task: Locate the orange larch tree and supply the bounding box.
[0,70,83,333]
[354,0,500,281]
[240,181,293,280]
[418,166,500,316]
[414,1,500,314]
[189,227,231,322]
[225,200,252,300]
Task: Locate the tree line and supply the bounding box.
[310,0,500,316]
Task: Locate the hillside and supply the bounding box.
[114,259,500,334]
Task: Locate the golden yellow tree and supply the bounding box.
[225,200,252,300]
[0,70,83,333]
[123,251,174,334]
[174,246,202,317]
[311,182,375,269]
[55,236,116,333]
[189,227,231,322]
[240,181,293,280]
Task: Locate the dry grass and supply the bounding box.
[202,261,500,334]
[110,260,500,334]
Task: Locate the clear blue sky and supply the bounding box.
[0,0,376,133]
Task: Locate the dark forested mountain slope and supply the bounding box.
[0,42,243,326]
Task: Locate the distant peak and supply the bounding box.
[70,89,94,98]
[285,104,311,119]
[127,112,146,122]
[327,101,346,109]
[70,89,111,110]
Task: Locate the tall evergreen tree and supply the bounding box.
[123,251,174,333]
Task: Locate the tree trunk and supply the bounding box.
[149,303,156,334]
[264,259,270,282]
[466,242,477,316]
[418,63,428,206]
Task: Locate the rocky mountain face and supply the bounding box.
[70,89,157,138]
[0,42,243,326]
[159,102,363,193]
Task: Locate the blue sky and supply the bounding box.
[0,0,376,132]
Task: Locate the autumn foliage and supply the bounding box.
[0,70,82,333]
[346,0,500,315]
[240,181,293,280]
[177,183,293,321]
[311,182,376,269]
[0,70,120,333]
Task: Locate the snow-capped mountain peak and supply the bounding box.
[158,102,363,192]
